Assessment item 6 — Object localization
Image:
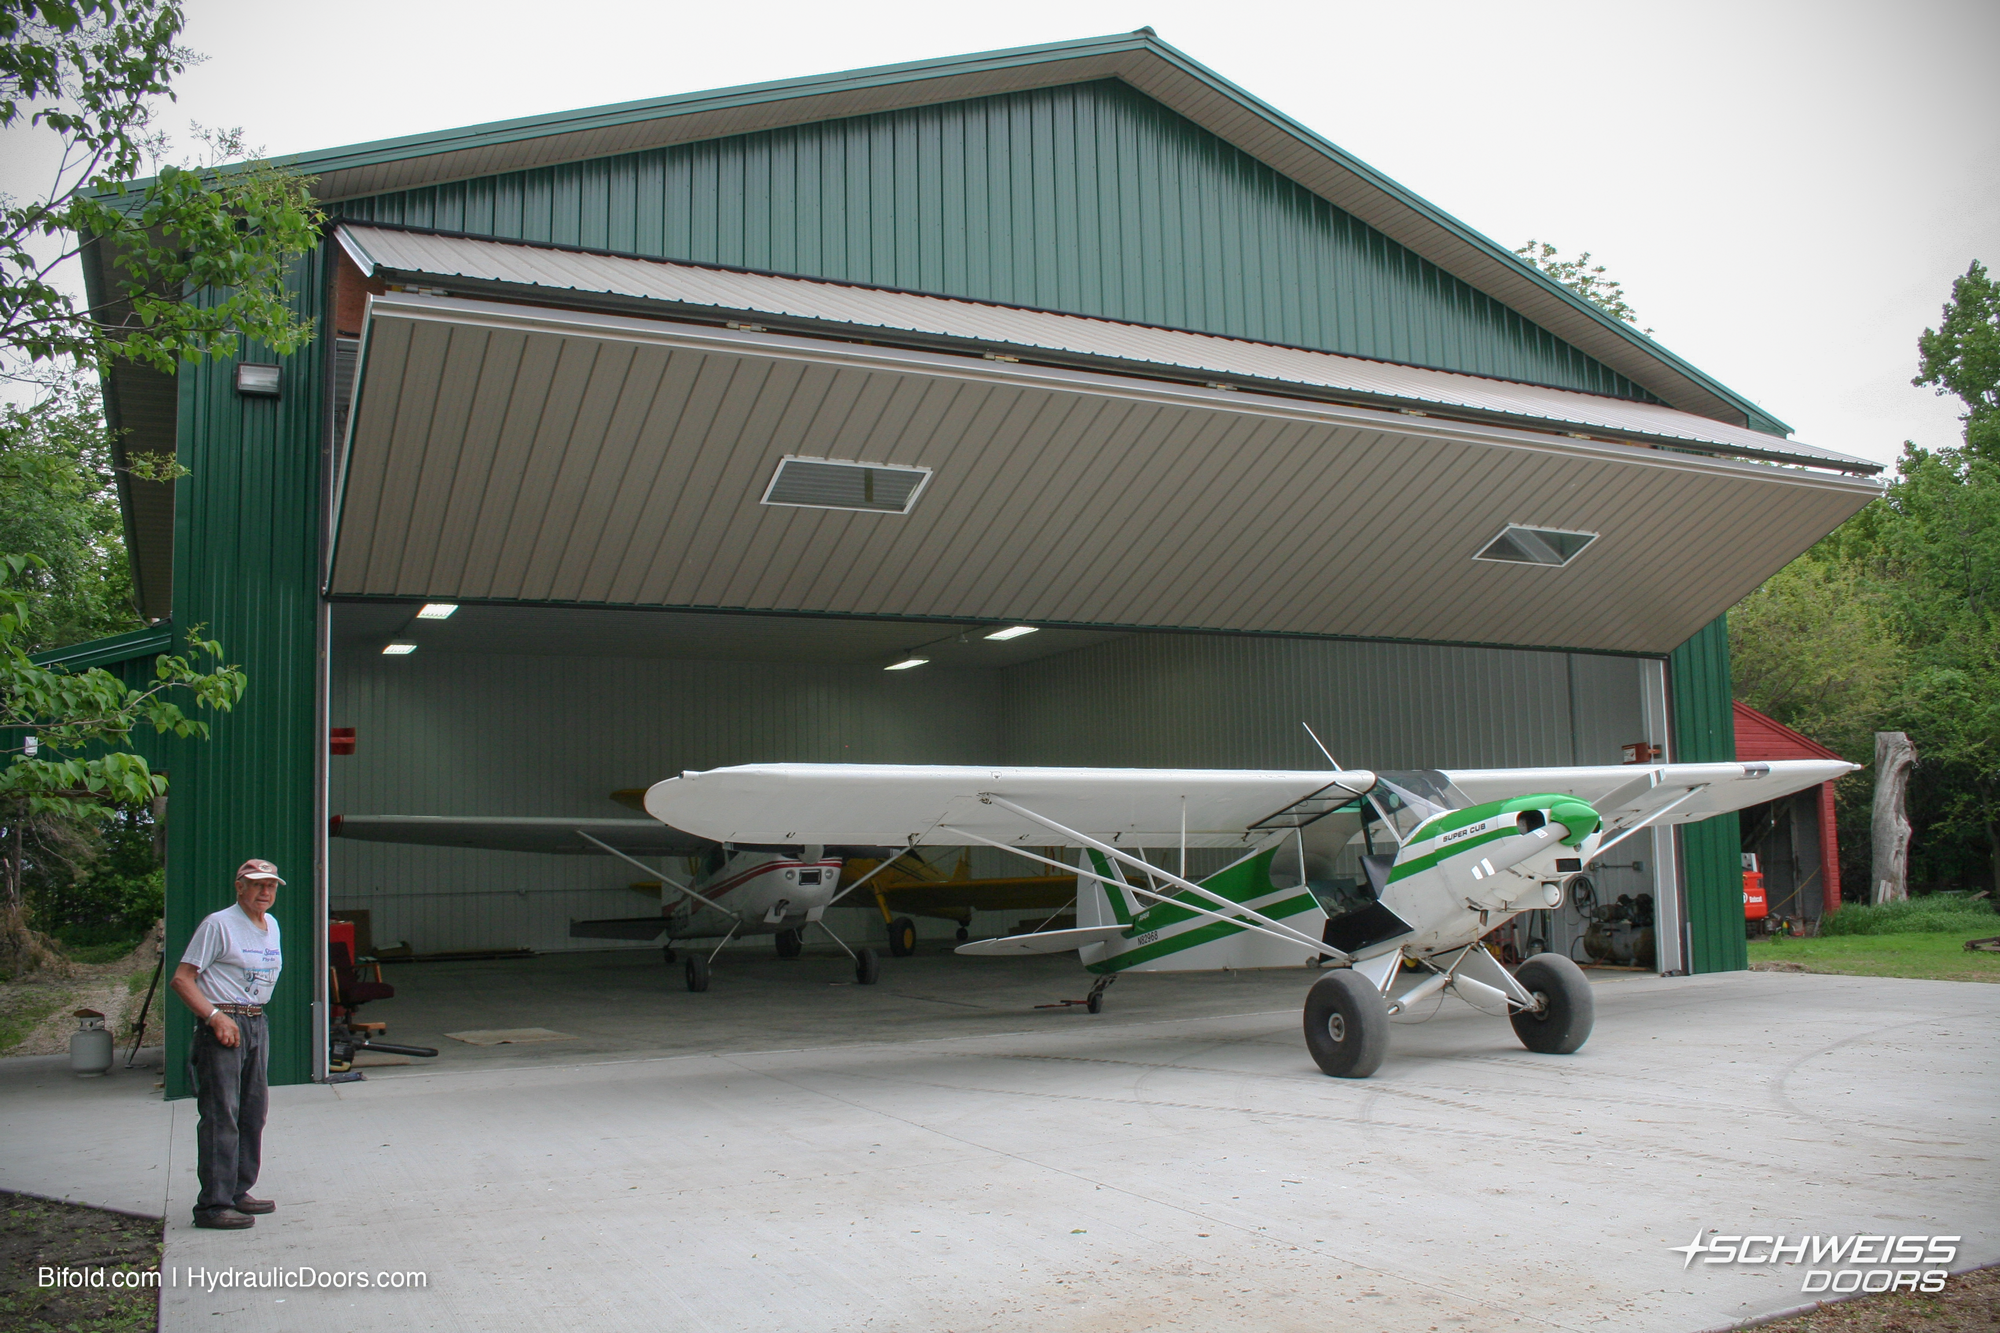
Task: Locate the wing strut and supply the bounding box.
[1593,785,1709,859]
[968,793,1343,960]
[823,844,914,908]
[573,830,740,924]
[941,826,1342,960]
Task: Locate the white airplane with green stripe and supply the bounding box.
[646,755,1853,1078]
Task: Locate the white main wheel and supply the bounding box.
[1302,969,1391,1078]
[1509,954,1595,1054]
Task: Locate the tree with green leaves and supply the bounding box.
[1915,260,1999,463]
[0,366,142,652]
[1732,262,2000,897]
[2,554,242,971]
[1515,240,1654,336]
[1,0,321,379]
[0,0,320,970]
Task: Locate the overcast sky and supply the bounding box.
[16,0,2000,468]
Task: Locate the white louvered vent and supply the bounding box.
[760,456,932,514]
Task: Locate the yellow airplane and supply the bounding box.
[839,848,1076,956]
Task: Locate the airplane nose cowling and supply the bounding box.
[1549,799,1601,847]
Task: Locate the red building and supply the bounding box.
[1733,701,1846,918]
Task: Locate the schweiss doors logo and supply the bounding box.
[1671,1234,1961,1293]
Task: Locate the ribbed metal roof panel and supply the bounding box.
[337,224,1870,473]
[330,294,1881,654]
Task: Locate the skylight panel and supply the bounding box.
[1473,525,1598,568]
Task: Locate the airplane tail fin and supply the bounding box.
[1077,850,1138,929]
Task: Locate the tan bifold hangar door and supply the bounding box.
[328,226,1879,653]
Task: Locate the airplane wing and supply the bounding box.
[329,815,710,856]
[645,764,1379,848]
[1433,760,1856,829]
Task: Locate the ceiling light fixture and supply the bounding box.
[884,657,929,671]
[415,603,459,619]
[984,625,1038,641]
[382,643,417,655]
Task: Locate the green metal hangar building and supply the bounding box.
[85,32,1881,1091]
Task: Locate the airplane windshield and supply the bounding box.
[1370,769,1468,840]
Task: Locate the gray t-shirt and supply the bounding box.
[181,904,283,1005]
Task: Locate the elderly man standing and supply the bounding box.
[169,859,286,1230]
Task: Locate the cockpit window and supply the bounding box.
[1368,770,1467,841]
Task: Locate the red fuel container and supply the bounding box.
[1743,871,1768,920]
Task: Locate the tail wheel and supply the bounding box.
[774,929,803,959]
[684,955,710,993]
[1302,969,1391,1078]
[1509,954,1595,1054]
[854,947,881,985]
[955,925,970,942]
[888,917,918,957]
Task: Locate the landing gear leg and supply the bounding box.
[811,920,881,986]
[1037,972,1116,1013]
[661,945,677,964]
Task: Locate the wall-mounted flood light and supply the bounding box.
[884,657,928,671]
[235,363,281,397]
[382,643,417,655]
[984,625,1038,640]
[415,603,458,619]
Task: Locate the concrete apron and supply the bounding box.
[5,970,1995,1333]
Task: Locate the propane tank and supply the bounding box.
[69,1009,113,1076]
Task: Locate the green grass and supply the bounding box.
[0,990,71,1052]
[1816,895,1996,937]
[61,939,144,965]
[0,1192,161,1332]
[1750,931,2000,982]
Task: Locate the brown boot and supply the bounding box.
[232,1195,276,1214]
[194,1208,255,1229]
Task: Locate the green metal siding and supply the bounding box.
[1670,613,1744,973]
[162,252,325,1097]
[336,81,1655,402]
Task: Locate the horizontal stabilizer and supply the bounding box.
[954,925,1131,956]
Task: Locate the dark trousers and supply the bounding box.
[188,1013,268,1215]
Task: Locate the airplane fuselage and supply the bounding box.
[666,850,847,939]
[1078,793,1602,973]
[1375,794,1599,958]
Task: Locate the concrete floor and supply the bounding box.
[4,954,1995,1333]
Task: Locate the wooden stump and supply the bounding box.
[1870,731,1917,904]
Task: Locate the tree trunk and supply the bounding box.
[1870,731,1917,904]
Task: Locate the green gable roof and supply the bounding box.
[281,31,1786,432]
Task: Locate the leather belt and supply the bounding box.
[213,1004,263,1016]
